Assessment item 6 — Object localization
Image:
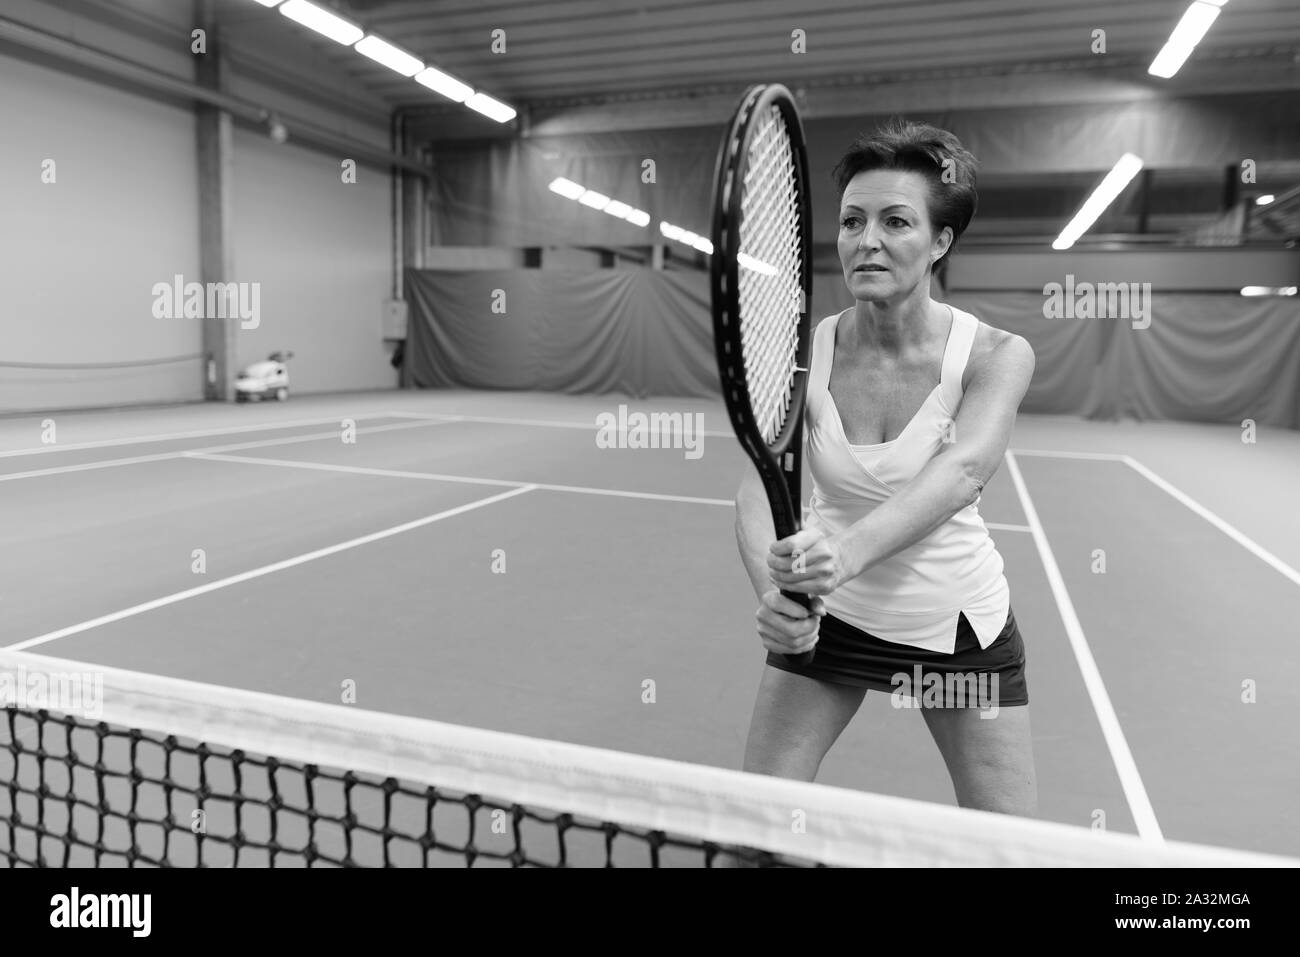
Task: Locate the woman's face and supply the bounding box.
[837,168,952,304]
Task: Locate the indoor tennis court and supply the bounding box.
[2,0,1299,871]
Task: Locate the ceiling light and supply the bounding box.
[548,178,585,200]
[1053,153,1144,250]
[278,0,363,46]
[355,36,423,77]
[465,92,517,123]
[1149,2,1223,78]
[414,67,473,103]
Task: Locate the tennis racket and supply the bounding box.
[708,84,816,666]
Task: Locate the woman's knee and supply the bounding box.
[925,706,1037,815]
[953,760,1038,815]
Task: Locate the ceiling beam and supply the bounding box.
[520,53,1300,137]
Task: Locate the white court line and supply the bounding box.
[1008,448,1127,462]
[1010,448,1300,589]
[186,452,738,507]
[181,418,460,455]
[0,419,456,483]
[986,522,1032,533]
[3,485,537,653]
[386,409,736,438]
[0,412,429,458]
[0,450,188,483]
[1121,455,1300,589]
[1003,451,1165,843]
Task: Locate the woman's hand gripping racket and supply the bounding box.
[708,84,817,665]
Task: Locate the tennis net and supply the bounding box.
[1,648,1293,868]
[0,353,205,415]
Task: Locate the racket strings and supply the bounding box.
[741,123,796,395]
[737,104,803,447]
[743,120,800,447]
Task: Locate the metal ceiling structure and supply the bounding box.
[4,0,1297,245]
[242,0,1300,112]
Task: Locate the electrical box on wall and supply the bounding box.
[382,298,408,340]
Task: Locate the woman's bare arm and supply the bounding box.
[836,330,1035,578]
[768,329,1035,596]
[734,461,778,600]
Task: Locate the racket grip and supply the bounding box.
[780,589,817,666]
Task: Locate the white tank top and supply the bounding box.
[804,305,1011,652]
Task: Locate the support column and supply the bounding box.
[194,0,235,400]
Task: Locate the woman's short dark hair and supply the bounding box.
[831,119,978,268]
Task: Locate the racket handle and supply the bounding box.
[780,589,817,666]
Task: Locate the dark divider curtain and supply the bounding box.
[404,268,718,398]
[405,268,1300,428]
[949,293,1300,428]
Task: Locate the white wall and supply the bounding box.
[231,129,395,394]
[0,54,204,412]
[0,0,399,412]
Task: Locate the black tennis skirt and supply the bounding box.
[766,607,1028,708]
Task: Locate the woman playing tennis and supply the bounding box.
[734,120,1038,815]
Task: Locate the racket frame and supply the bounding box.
[709,83,816,664]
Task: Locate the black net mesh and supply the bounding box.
[3,650,1288,870]
[1,707,815,868]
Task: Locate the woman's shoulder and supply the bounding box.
[805,311,850,403]
[810,309,850,359]
[813,309,849,338]
[948,306,1035,390]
